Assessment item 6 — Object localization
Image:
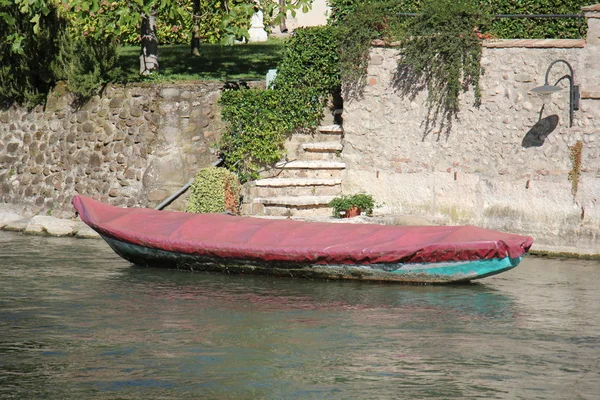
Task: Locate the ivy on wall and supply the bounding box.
[335,0,489,136]
[218,26,339,182]
[329,0,590,39]
[398,0,490,137]
[568,140,583,197]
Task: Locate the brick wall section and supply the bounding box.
[0,82,227,218]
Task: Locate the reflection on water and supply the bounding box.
[1,231,599,399]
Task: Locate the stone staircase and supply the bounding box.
[243,124,345,217]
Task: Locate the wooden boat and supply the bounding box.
[73,195,533,284]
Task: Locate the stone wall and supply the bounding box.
[342,9,600,254]
[0,82,226,218]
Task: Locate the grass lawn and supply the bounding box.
[117,40,285,83]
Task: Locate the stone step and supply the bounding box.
[318,124,343,135]
[302,142,343,153]
[249,195,336,217]
[255,195,336,206]
[252,178,342,198]
[275,160,346,169]
[255,178,342,187]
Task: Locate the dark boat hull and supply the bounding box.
[102,235,522,284]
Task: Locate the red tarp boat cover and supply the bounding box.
[73,195,533,265]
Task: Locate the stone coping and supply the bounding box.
[483,39,585,48]
[371,38,585,49]
[582,89,600,99]
[582,4,600,13]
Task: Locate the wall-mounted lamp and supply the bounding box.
[530,59,580,127]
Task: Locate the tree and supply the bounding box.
[0,0,63,106]
[64,0,313,73]
[5,0,313,77]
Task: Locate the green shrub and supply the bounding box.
[329,194,375,218]
[0,4,119,107]
[186,167,242,214]
[399,0,490,135]
[53,32,119,102]
[483,0,588,39]
[273,25,340,95]
[0,4,65,107]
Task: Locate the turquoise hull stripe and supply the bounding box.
[389,256,522,279]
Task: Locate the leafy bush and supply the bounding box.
[186,167,242,214]
[328,194,375,218]
[483,0,588,39]
[335,1,406,94]
[273,25,340,95]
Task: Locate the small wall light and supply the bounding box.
[530,59,580,127]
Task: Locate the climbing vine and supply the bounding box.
[398,0,490,136]
[568,140,583,197]
[218,26,339,182]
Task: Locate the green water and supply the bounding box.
[1,231,599,399]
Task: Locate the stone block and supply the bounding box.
[147,188,169,202]
[25,215,76,236]
[0,211,24,229]
[82,121,95,132]
[74,221,100,239]
[159,88,181,100]
[109,96,125,108]
[6,142,20,153]
[2,218,29,232]
[76,111,89,124]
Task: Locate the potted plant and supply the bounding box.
[328,194,375,218]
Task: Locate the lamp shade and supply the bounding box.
[530,84,563,95]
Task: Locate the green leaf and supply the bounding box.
[30,14,40,34]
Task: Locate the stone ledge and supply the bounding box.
[255,178,342,187]
[582,4,600,13]
[483,39,585,48]
[371,39,586,48]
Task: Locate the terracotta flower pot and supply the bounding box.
[345,206,361,218]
